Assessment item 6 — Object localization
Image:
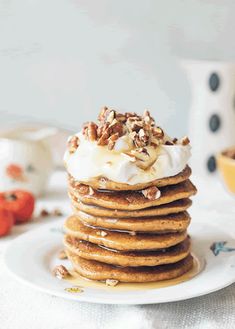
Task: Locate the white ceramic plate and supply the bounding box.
[4,218,235,305]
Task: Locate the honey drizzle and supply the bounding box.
[64,255,205,291]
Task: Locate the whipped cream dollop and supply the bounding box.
[64,132,191,185]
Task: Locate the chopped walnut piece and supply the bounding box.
[82,122,89,137]
[108,133,119,150]
[138,128,146,139]
[97,124,105,138]
[106,110,115,123]
[52,208,63,217]
[173,138,178,144]
[131,129,149,148]
[181,136,190,145]
[87,122,98,141]
[109,119,124,136]
[133,149,155,170]
[130,148,149,162]
[143,109,150,117]
[97,117,123,146]
[77,184,90,195]
[89,186,95,195]
[97,124,110,146]
[125,112,137,118]
[96,230,108,237]
[40,209,50,217]
[82,121,98,141]
[136,129,149,147]
[152,126,164,138]
[150,142,159,148]
[107,141,115,151]
[105,279,119,287]
[58,250,67,260]
[116,113,127,122]
[52,265,70,279]
[98,106,110,122]
[126,117,143,132]
[143,110,155,127]
[129,131,137,141]
[165,140,174,145]
[68,135,79,154]
[142,186,161,200]
[80,108,182,152]
[97,136,109,146]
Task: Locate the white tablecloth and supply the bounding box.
[0,171,235,329]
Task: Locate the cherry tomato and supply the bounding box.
[0,208,14,236]
[0,190,35,223]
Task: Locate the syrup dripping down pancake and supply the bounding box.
[64,235,191,267]
[64,216,187,251]
[66,251,194,283]
[69,180,197,211]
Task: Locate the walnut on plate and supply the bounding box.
[52,265,70,279]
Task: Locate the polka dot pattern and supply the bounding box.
[209,73,220,92]
[207,156,217,173]
[209,114,221,132]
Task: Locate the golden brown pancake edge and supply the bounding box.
[72,198,193,218]
[68,165,192,191]
[69,180,197,211]
[64,235,191,267]
[64,216,187,251]
[66,251,194,283]
[74,210,191,233]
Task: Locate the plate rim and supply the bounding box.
[4,220,235,305]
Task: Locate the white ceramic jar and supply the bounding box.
[0,127,56,196]
[181,60,235,177]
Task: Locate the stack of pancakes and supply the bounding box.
[64,165,197,284]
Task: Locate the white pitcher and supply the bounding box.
[0,127,56,196]
[181,59,235,177]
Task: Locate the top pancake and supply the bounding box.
[68,165,191,191]
[69,179,197,211]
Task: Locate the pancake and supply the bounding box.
[69,165,192,191]
[66,251,194,282]
[64,216,187,251]
[72,198,192,218]
[64,235,191,267]
[75,210,191,233]
[69,180,197,211]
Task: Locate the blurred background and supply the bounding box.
[0,0,235,196]
[1,0,235,135]
[1,2,235,326]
